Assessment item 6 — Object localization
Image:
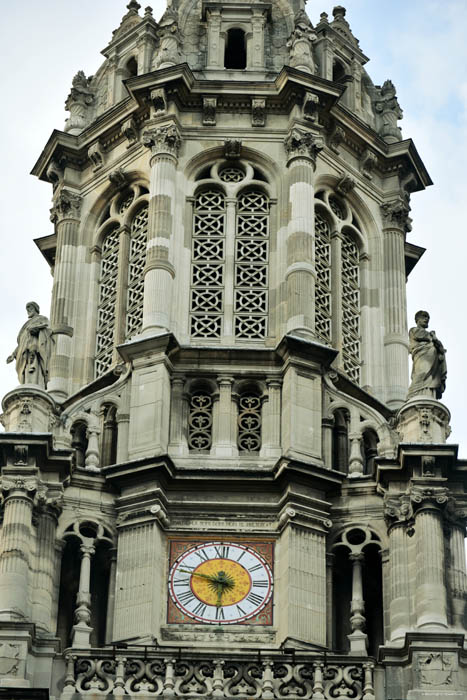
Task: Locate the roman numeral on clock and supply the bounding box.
[173,578,191,587]
[214,545,230,559]
[252,580,268,588]
[248,563,262,572]
[247,592,264,606]
[194,549,209,562]
[192,602,207,616]
[178,590,196,605]
[215,607,225,620]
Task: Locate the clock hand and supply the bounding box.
[179,568,218,582]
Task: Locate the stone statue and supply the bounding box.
[407,310,447,400]
[7,302,53,389]
[373,79,403,144]
[64,71,94,136]
[286,10,316,74]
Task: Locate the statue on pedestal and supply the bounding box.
[7,302,53,389]
[408,310,447,400]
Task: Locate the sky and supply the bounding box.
[0,0,465,451]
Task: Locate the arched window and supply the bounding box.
[95,184,148,377]
[71,421,88,470]
[101,404,118,467]
[225,28,247,69]
[332,409,349,472]
[190,163,270,342]
[315,189,362,384]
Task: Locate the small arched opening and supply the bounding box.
[362,428,379,476]
[71,421,88,470]
[225,28,247,69]
[101,404,118,467]
[126,56,138,78]
[332,59,346,82]
[332,409,349,472]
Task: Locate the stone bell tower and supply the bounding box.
[0,2,466,698]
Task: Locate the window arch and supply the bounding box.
[95,184,148,377]
[190,162,270,342]
[314,188,362,384]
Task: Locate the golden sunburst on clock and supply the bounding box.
[167,540,274,625]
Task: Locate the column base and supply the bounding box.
[347,630,368,655]
[71,623,92,649]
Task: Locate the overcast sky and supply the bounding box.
[0,0,465,452]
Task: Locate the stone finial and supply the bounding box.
[333,6,346,19]
[6,303,53,389]
[127,0,141,10]
[408,311,447,401]
[319,12,329,23]
[64,71,94,136]
[373,79,403,143]
[287,10,316,74]
[144,6,153,18]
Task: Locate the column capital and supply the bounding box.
[142,124,181,161]
[284,127,323,168]
[80,543,96,557]
[381,198,412,233]
[1,475,38,499]
[410,485,449,513]
[349,552,365,563]
[50,188,82,224]
[383,493,414,532]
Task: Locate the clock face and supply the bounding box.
[168,541,273,624]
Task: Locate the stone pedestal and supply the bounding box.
[396,397,451,443]
[1,386,56,433]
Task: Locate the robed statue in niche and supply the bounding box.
[407,310,447,400]
[7,302,53,389]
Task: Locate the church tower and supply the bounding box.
[1,2,466,698]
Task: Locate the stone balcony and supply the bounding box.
[61,648,376,699]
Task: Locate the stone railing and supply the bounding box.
[61,649,376,699]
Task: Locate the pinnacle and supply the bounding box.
[127,0,141,11]
[333,6,346,19]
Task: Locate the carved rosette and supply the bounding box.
[142,125,181,161]
[50,189,82,225]
[284,128,323,167]
[381,198,412,233]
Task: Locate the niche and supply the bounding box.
[332,409,349,472]
[225,28,247,69]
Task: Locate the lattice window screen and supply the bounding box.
[126,206,148,339]
[315,212,332,345]
[95,226,120,377]
[237,393,262,452]
[190,190,225,338]
[342,233,361,383]
[234,190,269,339]
[188,391,213,450]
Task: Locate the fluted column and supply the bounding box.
[213,377,237,457]
[141,125,181,335]
[32,501,61,633]
[449,520,467,629]
[105,548,118,644]
[381,199,410,408]
[71,543,95,648]
[49,189,82,400]
[414,496,448,630]
[348,552,368,654]
[260,379,282,458]
[283,128,323,337]
[384,498,412,642]
[0,478,36,620]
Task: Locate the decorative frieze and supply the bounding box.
[284,127,323,167]
[142,124,181,160]
[251,98,266,127]
[203,97,217,125]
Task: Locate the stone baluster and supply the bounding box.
[213,377,237,457]
[71,542,95,648]
[49,189,82,400]
[32,500,61,633]
[163,658,176,697]
[0,478,36,620]
[385,499,411,642]
[348,552,368,654]
[283,128,323,337]
[381,199,410,408]
[212,659,224,698]
[413,493,448,630]
[114,656,126,697]
[62,654,77,697]
[348,432,364,477]
[141,125,181,335]
[449,520,467,629]
[85,419,100,471]
[260,379,282,458]
[362,662,375,700]
[312,662,325,699]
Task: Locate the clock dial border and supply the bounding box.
[167,539,274,626]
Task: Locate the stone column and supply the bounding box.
[260,379,282,458]
[348,552,368,654]
[348,432,364,478]
[385,499,412,642]
[330,228,343,359]
[326,552,334,647]
[141,125,181,335]
[84,413,100,471]
[32,501,61,634]
[223,198,237,339]
[113,225,131,351]
[381,199,410,409]
[71,543,95,648]
[413,494,448,630]
[105,548,118,644]
[49,189,82,400]
[213,377,237,457]
[283,128,323,337]
[116,413,130,463]
[168,377,188,456]
[449,520,467,630]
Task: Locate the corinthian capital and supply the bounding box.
[142,124,181,160]
[50,189,82,224]
[383,494,414,531]
[381,198,412,233]
[284,127,323,167]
